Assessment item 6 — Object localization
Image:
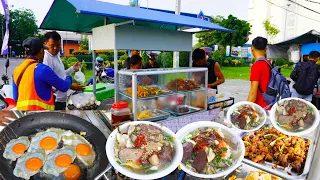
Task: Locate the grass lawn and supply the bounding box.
[221,67,293,80]
[74,67,293,83]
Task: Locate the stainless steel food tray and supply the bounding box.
[119,86,172,100]
[240,125,314,180]
[165,105,201,116]
[224,163,283,180]
[137,109,170,122]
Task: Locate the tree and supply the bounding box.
[195,15,251,47]
[79,35,89,50]
[263,19,280,40]
[0,8,38,55]
[129,0,136,7]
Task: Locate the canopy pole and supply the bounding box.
[92,50,96,95]
[114,48,119,102]
[173,0,181,68]
[189,50,192,67]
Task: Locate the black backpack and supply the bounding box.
[292,61,319,95]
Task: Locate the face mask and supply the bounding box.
[206,55,209,59]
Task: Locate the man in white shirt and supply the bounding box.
[43,31,85,110]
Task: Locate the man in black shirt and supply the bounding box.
[124,50,140,69]
[192,48,225,92]
[143,52,160,69]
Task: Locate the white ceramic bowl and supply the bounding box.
[226,101,267,132]
[176,121,245,179]
[270,98,320,136]
[106,121,183,180]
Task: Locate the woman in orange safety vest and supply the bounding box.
[12,37,72,110]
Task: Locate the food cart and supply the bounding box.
[34,1,320,180]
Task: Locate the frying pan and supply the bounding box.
[0,111,109,180]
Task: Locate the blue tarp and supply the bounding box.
[302,43,320,55]
[40,0,234,33]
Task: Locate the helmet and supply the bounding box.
[96,57,104,62]
[147,52,158,61]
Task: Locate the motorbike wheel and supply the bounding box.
[0,98,8,110]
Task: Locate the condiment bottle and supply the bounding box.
[111,102,131,124]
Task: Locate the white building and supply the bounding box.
[248,0,320,44]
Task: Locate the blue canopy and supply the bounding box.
[40,0,234,33]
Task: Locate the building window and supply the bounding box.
[69,49,74,55]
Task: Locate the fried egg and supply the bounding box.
[28,131,60,154]
[13,149,46,180]
[62,133,95,167]
[43,145,76,177]
[62,164,82,180]
[3,136,30,161]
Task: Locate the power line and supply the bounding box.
[288,0,320,15]
[265,0,320,23]
[303,0,320,5]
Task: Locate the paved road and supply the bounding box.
[219,79,250,103]
[0,58,24,81]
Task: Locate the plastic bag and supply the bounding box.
[70,92,100,108]
[287,45,300,63]
[74,68,86,83]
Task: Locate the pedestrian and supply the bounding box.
[290,51,320,102]
[43,31,84,110]
[192,48,225,93]
[12,37,72,110]
[124,50,140,69]
[248,37,272,108]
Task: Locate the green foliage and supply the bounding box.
[119,54,128,61]
[210,51,224,64]
[61,56,79,69]
[95,50,126,56]
[196,15,251,47]
[274,59,293,67]
[263,19,280,38]
[158,52,173,68]
[98,54,109,61]
[81,60,87,71]
[72,50,89,55]
[223,57,233,66]
[140,51,149,65]
[179,52,190,67]
[79,35,89,50]
[0,8,38,56]
[251,58,256,64]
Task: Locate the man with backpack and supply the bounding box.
[248,37,290,109]
[291,51,320,101]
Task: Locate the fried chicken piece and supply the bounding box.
[279,154,289,167]
[265,154,273,161]
[252,155,265,163]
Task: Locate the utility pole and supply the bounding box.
[173,0,181,68]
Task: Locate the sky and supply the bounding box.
[0,0,249,26]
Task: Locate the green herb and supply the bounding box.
[142,165,152,169]
[164,135,173,142]
[118,126,121,133]
[116,157,122,164]
[132,127,137,135]
[192,153,197,159]
[185,161,192,167]
[220,148,228,153]
[229,154,233,159]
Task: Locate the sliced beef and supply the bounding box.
[238,115,247,129]
[159,145,173,161]
[192,149,208,173]
[182,142,193,163]
[277,115,294,125]
[119,148,144,163]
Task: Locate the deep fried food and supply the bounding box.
[228,170,283,180]
[137,110,153,120]
[243,127,310,172]
[166,79,200,91]
[124,86,166,97]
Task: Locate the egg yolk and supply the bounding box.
[12,143,27,154]
[40,137,57,150]
[63,164,81,180]
[76,144,91,156]
[55,154,73,168]
[26,157,43,171]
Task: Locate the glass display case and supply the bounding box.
[117,68,208,121]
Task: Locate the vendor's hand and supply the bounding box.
[71,83,85,91]
[0,111,17,126]
[73,62,81,71]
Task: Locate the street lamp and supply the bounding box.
[284,3,291,41]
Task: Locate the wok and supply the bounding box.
[0,111,109,180]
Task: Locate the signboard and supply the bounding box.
[231,47,241,57]
[197,10,210,21]
[241,47,248,58]
[226,46,230,56]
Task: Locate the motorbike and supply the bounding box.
[0,59,16,110]
[86,65,114,86]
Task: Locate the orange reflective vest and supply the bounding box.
[13,59,54,110]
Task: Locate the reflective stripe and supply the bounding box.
[17,100,54,110]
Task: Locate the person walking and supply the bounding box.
[13,37,72,110]
[43,31,84,110]
[291,51,320,102]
